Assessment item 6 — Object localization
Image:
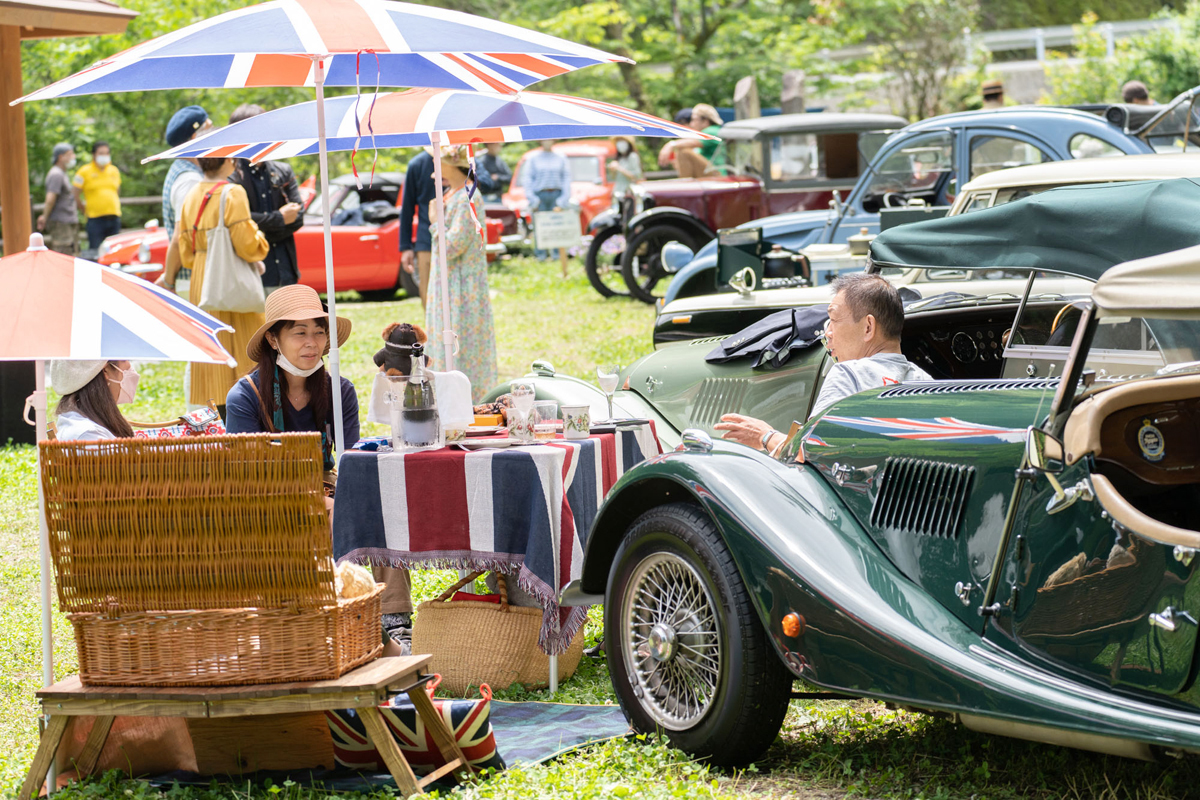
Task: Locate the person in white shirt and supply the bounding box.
[52,359,140,441]
[716,273,931,459]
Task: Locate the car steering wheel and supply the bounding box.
[883,192,905,208]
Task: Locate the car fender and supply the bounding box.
[582,442,1200,753]
[625,207,715,245]
[587,208,621,235]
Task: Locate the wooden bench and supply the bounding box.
[21,656,471,799]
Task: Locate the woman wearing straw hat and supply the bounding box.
[51,359,139,440]
[426,144,498,402]
[224,285,414,651]
[177,155,271,412]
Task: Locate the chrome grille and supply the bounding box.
[878,378,1058,397]
[870,458,974,539]
[690,377,751,427]
[690,336,729,346]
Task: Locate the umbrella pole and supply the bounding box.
[34,358,55,791]
[431,132,454,372]
[315,58,346,459]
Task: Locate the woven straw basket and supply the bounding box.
[412,572,584,696]
[39,433,383,686]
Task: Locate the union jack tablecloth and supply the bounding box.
[332,424,660,654]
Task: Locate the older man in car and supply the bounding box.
[716,273,931,458]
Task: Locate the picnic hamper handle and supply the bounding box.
[436,570,510,611]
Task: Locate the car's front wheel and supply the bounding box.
[620,224,701,304]
[605,502,792,766]
[585,224,629,298]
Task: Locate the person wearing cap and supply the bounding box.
[981,78,1005,109]
[51,359,139,441]
[161,105,212,242]
[176,156,270,412]
[73,141,123,253]
[37,143,79,256]
[1122,80,1153,105]
[608,136,642,206]
[425,144,498,401]
[657,103,724,178]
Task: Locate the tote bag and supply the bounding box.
[197,185,266,314]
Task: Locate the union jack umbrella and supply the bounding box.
[12,0,631,464]
[143,90,712,377]
[13,0,629,103]
[147,88,707,163]
[2,233,236,708]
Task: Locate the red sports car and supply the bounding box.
[98,173,504,301]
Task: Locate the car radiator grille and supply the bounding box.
[870,458,975,539]
[690,377,751,428]
[877,378,1058,397]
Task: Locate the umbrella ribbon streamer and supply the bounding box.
[351,49,382,189]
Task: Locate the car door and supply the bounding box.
[296,186,386,292]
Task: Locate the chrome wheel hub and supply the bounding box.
[621,551,722,730]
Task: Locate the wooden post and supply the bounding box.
[782,70,806,115]
[559,246,569,278]
[0,25,31,257]
[733,76,760,121]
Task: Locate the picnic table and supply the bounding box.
[331,424,660,659]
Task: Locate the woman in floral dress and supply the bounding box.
[425,145,498,402]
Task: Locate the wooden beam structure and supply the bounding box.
[0,0,137,256]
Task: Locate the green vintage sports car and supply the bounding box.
[519,178,1200,765]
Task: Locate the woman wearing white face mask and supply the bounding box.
[225,285,358,467]
[607,136,642,207]
[51,359,138,440]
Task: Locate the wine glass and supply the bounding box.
[596,365,619,423]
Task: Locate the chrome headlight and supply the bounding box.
[137,242,151,263]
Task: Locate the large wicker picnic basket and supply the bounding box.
[39,433,382,687]
[411,571,584,696]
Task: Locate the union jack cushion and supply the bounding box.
[325,679,504,775]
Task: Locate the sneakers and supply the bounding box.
[382,612,413,656]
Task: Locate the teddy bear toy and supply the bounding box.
[374,322,428,376]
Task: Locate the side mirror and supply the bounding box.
[829,189,843,217]
[143,218,160,230]
[660,241,695,274]
[1026,427,1064,473]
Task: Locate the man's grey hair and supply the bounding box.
[831,272,905,340]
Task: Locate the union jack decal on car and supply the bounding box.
[821,416,1026,443]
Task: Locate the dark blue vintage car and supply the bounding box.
[554,179,1200,767]
[659,85,1200,306]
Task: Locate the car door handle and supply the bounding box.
[359,234,380,242]
[1149,606,1198,632]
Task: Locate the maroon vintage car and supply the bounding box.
[584,112,906,302]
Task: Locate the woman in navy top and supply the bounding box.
[225,284,358,464]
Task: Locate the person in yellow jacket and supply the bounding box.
[72,141,122,252]
[171,156,269,413]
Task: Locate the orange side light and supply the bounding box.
[782,612,804,638]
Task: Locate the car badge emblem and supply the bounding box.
[1138,419,1165,462]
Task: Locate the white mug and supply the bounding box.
[561,404,591,440]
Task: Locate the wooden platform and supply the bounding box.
[21,656,471,799]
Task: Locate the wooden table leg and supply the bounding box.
[358,706,422,798]
[72,716,115,777]
[19,715,69,800]
[407,689,472,780]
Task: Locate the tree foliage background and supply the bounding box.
[13,0,1190,227]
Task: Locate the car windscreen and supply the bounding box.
[1139,94,1200,152]
[569,156,603,184]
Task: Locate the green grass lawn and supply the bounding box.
[3,256,1200,799]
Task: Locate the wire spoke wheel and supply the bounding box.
[585,225,629,298]
[621,551,722,730]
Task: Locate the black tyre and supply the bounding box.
[620,224,700,305]
[605,502,792,766]
[585,224,630,298]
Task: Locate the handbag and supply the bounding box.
[196,184,266,314]
[325,675,505,775]
[133,406,228,439]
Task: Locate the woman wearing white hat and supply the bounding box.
[51,359,139,441]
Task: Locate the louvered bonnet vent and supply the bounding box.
[870,458,975,539]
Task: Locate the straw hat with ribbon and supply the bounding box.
[246,284,351,362]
